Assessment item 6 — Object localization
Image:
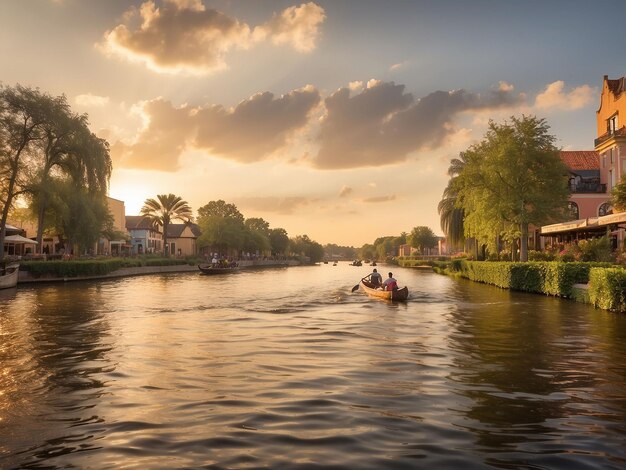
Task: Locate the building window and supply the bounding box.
[598,203,613,217]
[608,114,619,134]
[568,202,579,220]
[610,147,614,164]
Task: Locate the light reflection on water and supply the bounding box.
[1,264,625,469]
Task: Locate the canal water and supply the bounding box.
[1,264,625,469]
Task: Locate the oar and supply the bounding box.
[351,277,365,292]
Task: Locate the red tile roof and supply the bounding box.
[560,151,599,170]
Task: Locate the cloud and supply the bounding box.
[390,61,408,71]
[111,98,193,171]
[339,186,353,197]
[534,80,595,110]
[100,1,325,74]
[75,93,110,107]
[253,2,326,52]
[110,79,527,172]
[313,80,523,169]
[193,86,321,162]
[235,196,314,214]
[363,195,396,203]
[111,85,321,170]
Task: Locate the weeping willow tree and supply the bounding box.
[28,102,112,251]
[30,176,113,254]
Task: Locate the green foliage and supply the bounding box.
[141,194,193,255]
[446,260,612,297]
[21,257,191,278]
[611,175,626,212]
[528,250,556,261]
[451,115,570,262]
[197,200,244,223]
[269,228,289,255]
[409,226,437,254]
[324,243,356,260]
[588,267,626,312]
[0,84,112,261]
[578,237,614,262]
[289,234,324,263]
[396,257,433,268]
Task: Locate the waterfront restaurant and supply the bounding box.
[541,211,626,249]
[540,76,626,250]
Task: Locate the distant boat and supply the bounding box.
[0,263,19,289]
[358,279,409,301]
[198,264,239,275]
[351,260,362,266]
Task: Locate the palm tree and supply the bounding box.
[438,184,465,250]
[141,194,193,255]
[438,154,467,250]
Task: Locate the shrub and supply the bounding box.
[578,237,614,263]
[588,267,626,312]
[21,257,190,278]
[557,243,582,262]
[528,250,556,261]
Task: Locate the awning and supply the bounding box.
[4,234,38,244]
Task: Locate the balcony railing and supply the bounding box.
[570,182,606,194]
[595,126,626,147]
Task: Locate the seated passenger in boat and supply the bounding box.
[369,268,382,288]
[382,272,398,291]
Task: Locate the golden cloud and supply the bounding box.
[253,2,326,52]
[534,80,596,111]
[235,196,314,214]
[111,86,321,171]
[312,80,524,169]
[101,1,325,74]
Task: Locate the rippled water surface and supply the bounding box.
[1,264,625,469]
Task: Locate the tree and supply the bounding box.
[141,194,193,255]
[28,99,111,251]
[409,226,437,254]
[244,217,271,254]
[611,175,626,211]
[29,176,113,254]
[269,228,289,256]
[289,234,324,263]
[438,154,467,250]
[245,217,270,236]
[358,243,375,261]
[454,115,569,261]
[197,200,245,255]
[197,200,244,223]
[0,85,53,261]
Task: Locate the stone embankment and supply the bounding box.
[17,259,301,284]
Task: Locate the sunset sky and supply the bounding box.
[2,0,625,246]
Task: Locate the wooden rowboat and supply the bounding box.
[198,264,239,275]
[0,263,19,289]
[359,279,409,301]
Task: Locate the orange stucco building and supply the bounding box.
[541,75,626,245]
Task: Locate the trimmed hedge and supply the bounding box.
[588,267,626,312]
[21,257,194,278]
[446,260,612,298]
